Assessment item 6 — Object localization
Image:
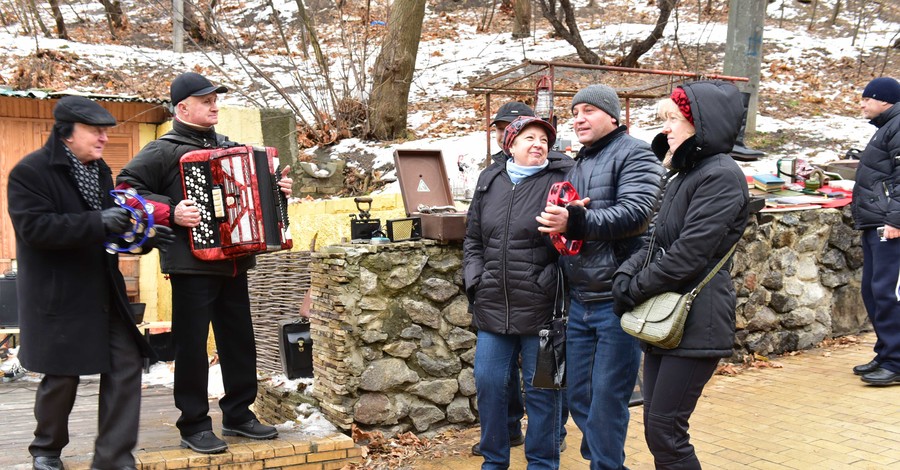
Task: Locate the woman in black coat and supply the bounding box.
[612,82,750,469]
[464,116,573,469]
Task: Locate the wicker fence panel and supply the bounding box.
[248,250,311,375]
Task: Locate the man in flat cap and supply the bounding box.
[851,76,900,386]
[118,73,292,453]
[7,96,173,470]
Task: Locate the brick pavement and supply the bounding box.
[1,332,896,469]
[408,332,899,469]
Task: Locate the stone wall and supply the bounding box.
[307,208,869,437]
[732,206,868,358]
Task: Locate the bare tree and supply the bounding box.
[367,0,427,140]
[48,0,68,39]
[512,0,531,39]
[98,0,128,38]
[535,0,600,64]
[26,0,50,37]
[184,0,218,45]
[618,0,678,67]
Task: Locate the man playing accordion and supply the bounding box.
[117,72,292,454]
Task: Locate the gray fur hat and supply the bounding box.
[571,84,621,122]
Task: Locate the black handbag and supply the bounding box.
[532,269,567,390]
[278,319,314,379]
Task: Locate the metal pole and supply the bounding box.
[723,0,766,133]
[173,0,184,53]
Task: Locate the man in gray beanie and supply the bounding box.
[537,84,663,467]
[850,76,900,386]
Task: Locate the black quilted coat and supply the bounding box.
[464,152,574,335]
[616,81,750,358]
[851,103,900,230]
[559,127,663,303]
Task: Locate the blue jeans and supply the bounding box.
[566,298,641,469]
[475,331,562,470]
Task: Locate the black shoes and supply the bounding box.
[861,367,900,386]
[471,433,525,456]
[33,456,63,470]
[222,418,278,440]
[180,430,228,454]
[853,359,881,376]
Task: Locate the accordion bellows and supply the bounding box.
[180,145,292,260]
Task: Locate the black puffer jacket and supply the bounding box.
[560,127,663,302]
[851,103,900,230]
[464,152,574,335]
[616,81,750,358]
[117,119,255,276]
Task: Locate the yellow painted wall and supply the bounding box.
[288,194,408,250]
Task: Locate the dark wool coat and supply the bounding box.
[616,81,750,358]
[117,119,255,276]
[7,130,152,375]
[851,103,900,230]
[560,127,663,303]
[464,152,574,335]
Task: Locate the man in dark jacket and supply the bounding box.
[7,96,171,470]
[850,76,900,386]
[117,73,293,453]
[537,85,662,469]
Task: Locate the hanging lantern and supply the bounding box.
[534,75,554,121]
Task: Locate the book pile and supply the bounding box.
[752,174,785,192]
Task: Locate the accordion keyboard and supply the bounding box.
[182,161,223,250]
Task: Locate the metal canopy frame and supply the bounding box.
[466,59,749,160]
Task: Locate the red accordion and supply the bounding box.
[179,145,292,261]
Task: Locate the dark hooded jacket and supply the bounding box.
[851,103,900,230]
[559,126,663,303]
[464,152,574,335]
[117,119,255,276]
[8,130,152,375]
[616,81,750,358]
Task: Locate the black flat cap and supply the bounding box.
[491,102,535,126]
[170,72,228,106]
[53,96,116,126]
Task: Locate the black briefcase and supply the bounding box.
[278,319,313,379]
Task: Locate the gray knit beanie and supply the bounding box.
[571,84,621,122]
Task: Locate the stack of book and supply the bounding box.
[752,174,785,192]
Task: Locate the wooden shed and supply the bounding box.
[0,92,169,301]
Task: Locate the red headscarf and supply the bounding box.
[671,87,694,125]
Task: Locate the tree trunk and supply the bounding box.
[27,0,51,37]
[98,0,128,37]
[512,0,531,39]
[49,0,68,39]
[618,0,677,67]
[367,0,427,140]
[536,0,601,64]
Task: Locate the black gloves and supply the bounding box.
[101,207,132,235]
[612,274,636,318]
[144,225,175,252]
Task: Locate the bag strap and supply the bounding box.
[552,267,568,319]
[689,242,738,298]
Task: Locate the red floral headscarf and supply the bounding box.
[671,87,694,125]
